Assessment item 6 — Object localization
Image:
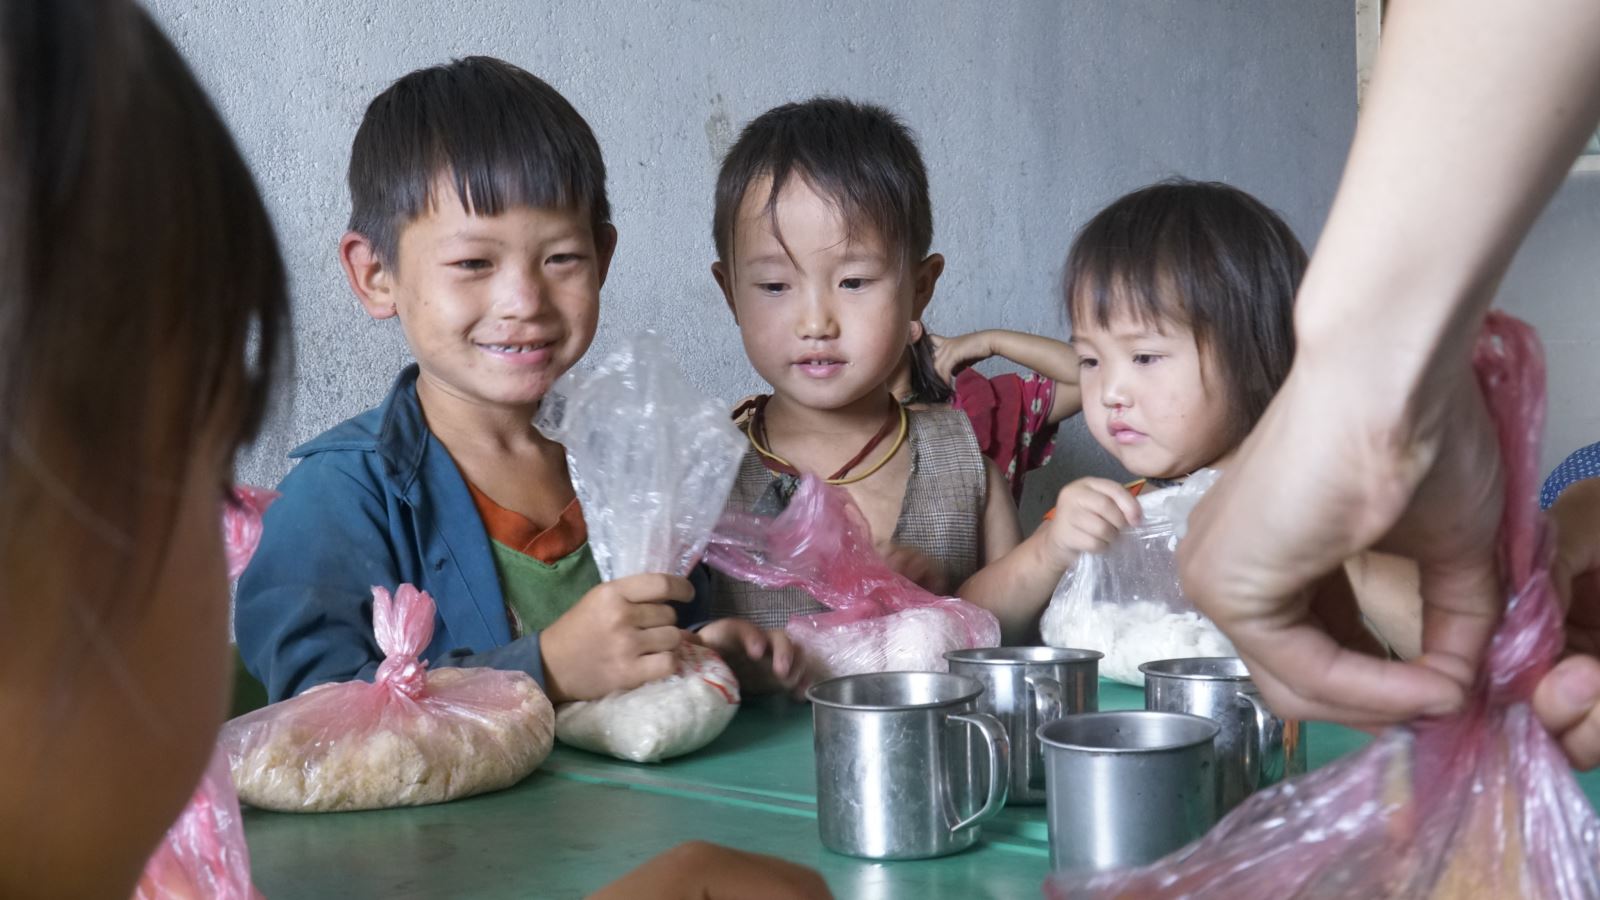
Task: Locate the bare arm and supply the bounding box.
[961,477,1139,645]
[960,528,1076,645]
[931,330,1082,425]
[1180,0,1600,724]
[979,458,1022,564]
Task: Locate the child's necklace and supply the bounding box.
[746,395,908,486]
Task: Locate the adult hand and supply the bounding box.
[1533,478,1600,769]
[1179,346,1503,726]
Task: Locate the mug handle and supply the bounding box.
[1026,674,1064,725]
[947,712,1011,832]
[1236,690,1286,792]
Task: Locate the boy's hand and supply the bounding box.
[1044,478,1141,563]
[928,330,995,385]
[540,573,693,704]
[695,618,810,699]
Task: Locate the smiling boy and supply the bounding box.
[236,57,797,704]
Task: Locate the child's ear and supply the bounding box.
[911,253,945,320]
[711,260,737,322]
[341,231,396,321]
[909,320,926,344]
[594,224,619,288]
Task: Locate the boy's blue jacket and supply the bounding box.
[234,365,710,702]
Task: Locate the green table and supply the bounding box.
[243,680,1600,898]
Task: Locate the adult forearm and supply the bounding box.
[1297,0,1600,377]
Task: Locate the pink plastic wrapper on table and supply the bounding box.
[132,487,277,899]
[219,585,554,813]
[1048,312,1600,899]
[704,476,1001,680]
[222,485,279,581]
[132,748,261,900]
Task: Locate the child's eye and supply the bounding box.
[451,259,492,272]
[1132,353,1162,366]
[839,277,870,291]
[547,253,582,266]
[1077,357,1099,370]
[756,282,788,295]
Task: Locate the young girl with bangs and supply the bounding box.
[962,179,1419,654]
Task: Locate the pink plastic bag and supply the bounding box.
[219,585,555,812]
[705,476,1001,680]
[132,485,277,899]
[222,485,278,581]
[133,748,261,900]
[1048,312,1600,898]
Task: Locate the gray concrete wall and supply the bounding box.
[147,0,1405,517]
[1499,174,1600,476]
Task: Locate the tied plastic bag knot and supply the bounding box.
[370,584,433,697]
[374,655,427,699]
[1047,312,1600,900]
[706,476,1001,680]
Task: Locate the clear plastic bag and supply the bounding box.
[222,485,278,581]
[220,584,555,812]
[1039,469,1234,685]
[553,642,740,762]
[535,333,746,761]
[1048,312,1600,899]
[535,333,746,583]
[705,475,1002,681]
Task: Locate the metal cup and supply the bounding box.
[807,672,1010,860]
[945,646,1102,805]
[1140,657,1307,812]
[1039,710,1220,873]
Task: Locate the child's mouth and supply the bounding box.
[793,358,846,379]
[1109,423,1147,444]
[477,341,555,364]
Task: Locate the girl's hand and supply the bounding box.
[928,330,996,386]
[1044,478,1142,563]
[695,618,811,699]
[883,544,950,595]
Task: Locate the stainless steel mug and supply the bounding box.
[808,672,1010,859]
[1140,657,1307,812]
[945,646,1102,805]
[1039,710,1220,873]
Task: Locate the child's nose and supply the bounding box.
[795,292,839,341]
[497,272,546,316]
[1099,371,1131,408]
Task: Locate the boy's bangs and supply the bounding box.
[420,133,598,225]
[348,58,609,266]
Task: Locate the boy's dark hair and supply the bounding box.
[1063,179,1307,444]
[347,56,609,266]
[713,96,931,267]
